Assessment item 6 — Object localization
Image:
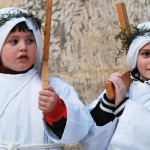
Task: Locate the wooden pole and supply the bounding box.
[105,2,132,100]
[116,3,129,31]
[116,2,129,54]
[41,0,53,88]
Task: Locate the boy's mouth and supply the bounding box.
[18,54,28,60]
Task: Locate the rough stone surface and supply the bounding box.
[0,0,149,149]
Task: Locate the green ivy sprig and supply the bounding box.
[0,8,42,30]
[114,24,150,62]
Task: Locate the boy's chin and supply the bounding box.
[16,64,34,72]
[13,66,33,72]
[141,75,150,81]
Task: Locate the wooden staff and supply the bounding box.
[41,0,53,88]
[105,2,133,100]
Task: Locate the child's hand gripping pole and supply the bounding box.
[105,3,132,99]
[105,70,133,99]
[41,0,53,88]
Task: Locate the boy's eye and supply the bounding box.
[26,39,34,44]
[10,40,18,44]
[142,52,150,56]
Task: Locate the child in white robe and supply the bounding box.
[81,22,150,150]
[0,7,93,150]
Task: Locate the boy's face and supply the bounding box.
[137,42,150,80]
[1,30,37,72]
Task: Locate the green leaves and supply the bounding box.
[0,8,42,30]
[114,24,150,63]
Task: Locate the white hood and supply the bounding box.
[0,7,43,74]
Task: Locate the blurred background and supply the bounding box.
[1,0,149,149]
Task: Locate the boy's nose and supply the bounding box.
[19,41,27,51]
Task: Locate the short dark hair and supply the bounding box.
[10,21,33,33]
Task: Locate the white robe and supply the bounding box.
[81,80,150,150]
[0,68,93,150]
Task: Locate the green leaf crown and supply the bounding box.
[0,8,42,30]
[114,24,150,62]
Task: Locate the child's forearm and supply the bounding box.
[90,93,116,126]
[91,93,128,126]
[46,97,67,138]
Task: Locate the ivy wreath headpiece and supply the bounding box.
[114,24,150,62]
[0,8,42,30]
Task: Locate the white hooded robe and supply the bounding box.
[81,80,150,150]
[0,7,93,150]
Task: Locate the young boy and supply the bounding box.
[81,22,150,150]
[0,7,93,149]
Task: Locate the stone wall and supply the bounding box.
[0,0,150,149]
